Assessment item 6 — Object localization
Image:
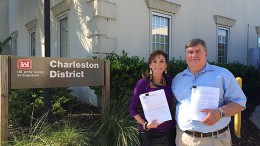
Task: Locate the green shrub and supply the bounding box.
[9,89,44,126]
[105,51,147,101]
[9,88,80,126]
[168,58,187,77]
[212,61,260,97]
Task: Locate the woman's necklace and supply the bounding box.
[150,77,165,87]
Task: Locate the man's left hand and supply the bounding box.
[200,109,221,126]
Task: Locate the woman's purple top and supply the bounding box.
[129,75,175,132]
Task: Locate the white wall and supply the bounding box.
[245,0,260,49]
[114,0,260,64]
[68,0,93,58]
[0,0,8,40]
[9,0,39,56]
[0,0,9,54]
[6,0,260,63]
[49,0,93,58]
[171,0,256,64]
[115,0,150,59]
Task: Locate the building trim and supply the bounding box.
[87,17,108,37]
[87,0,116,20]
[10,31,18,38]
[25,19,37,31]
[214,15,236,27]
[86,0,116,54]
[145,0,181,14]
[92,36,116,54]
[51,0,72,17]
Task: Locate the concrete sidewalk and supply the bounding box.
[250,105,260,129]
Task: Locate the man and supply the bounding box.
[171,38,247,146]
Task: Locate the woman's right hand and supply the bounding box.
[147,119,163,129]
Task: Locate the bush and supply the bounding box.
[168,58,187,77]
[9,88,80,126]
[105,51,147,101]
[212,61,260,97]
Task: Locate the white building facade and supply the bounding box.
[1,0,260,105]
[1,0,260,64]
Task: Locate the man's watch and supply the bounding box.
[219,108,226,118]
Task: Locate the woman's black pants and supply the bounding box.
[139,129,176,146]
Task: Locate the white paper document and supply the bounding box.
[139,89,172,123]
[190,86,220,121]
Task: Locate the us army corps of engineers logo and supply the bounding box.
[17,59,32,70]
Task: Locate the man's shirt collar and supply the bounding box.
[181,62,214,76]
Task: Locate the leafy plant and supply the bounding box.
[211,61,260,97]
[9,89,44,126]
[168,58,187,77]
[9,88,80,126]
[92,51,147,102]
[0,36,12,54]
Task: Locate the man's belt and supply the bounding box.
[184,126,229,138]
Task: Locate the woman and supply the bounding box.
[129,50,176,146]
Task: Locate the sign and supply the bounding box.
[10,56,105,89]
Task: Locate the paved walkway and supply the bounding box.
[250,105,260,129]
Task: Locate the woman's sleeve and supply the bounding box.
[129,79,145,118]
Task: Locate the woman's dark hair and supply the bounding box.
[143,50,168,79]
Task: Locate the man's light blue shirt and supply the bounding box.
[171,63,247,133]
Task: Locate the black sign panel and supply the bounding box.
[10,56,104,89]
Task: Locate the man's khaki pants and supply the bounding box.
[176,127,231,146]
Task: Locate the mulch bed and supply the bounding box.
[230,97,260,146]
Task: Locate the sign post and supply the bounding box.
[0,55,9,145]
[102,60,110,122]
[0,55,110,145]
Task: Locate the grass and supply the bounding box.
[10,124,86,145]
[84,97,140,146]
[8,112,88,146]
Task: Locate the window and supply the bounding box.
[152,13,171,58]
[58,16,68,58]
[217,27,229,64]
[29,31,36,56]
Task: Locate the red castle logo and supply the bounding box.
[17,59,32,69]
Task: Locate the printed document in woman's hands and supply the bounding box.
[139,89,172,123]
[190,86,220,121]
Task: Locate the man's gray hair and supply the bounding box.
[185,38,207,52]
